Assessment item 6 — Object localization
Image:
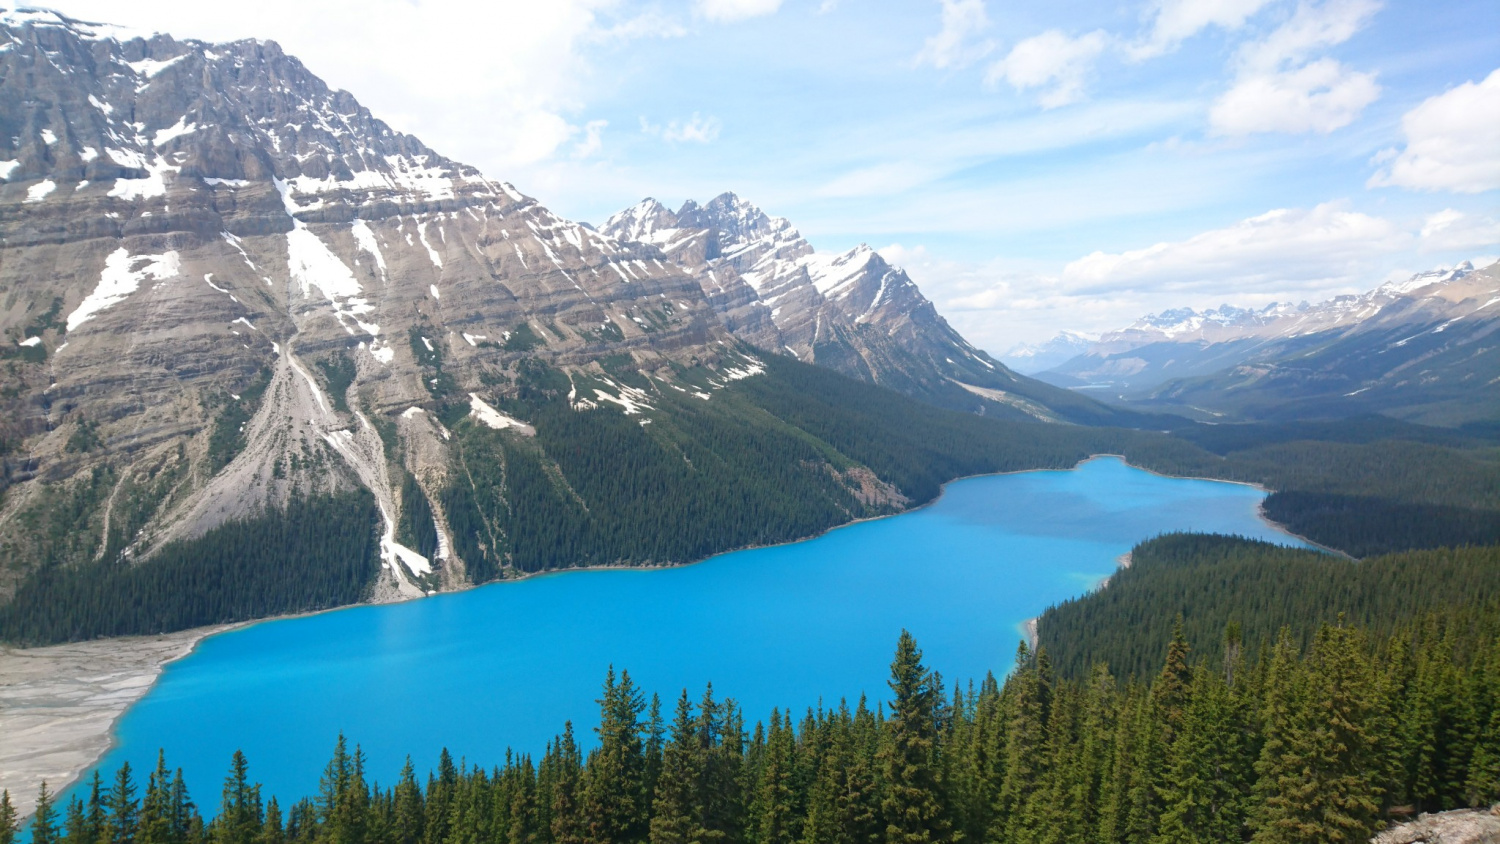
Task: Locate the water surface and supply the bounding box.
[81,457,1301,808]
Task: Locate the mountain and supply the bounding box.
[0,8,1153,642]
[1036,262,1500,425]
[599,195,1142,425]
[1001,331,1094,374]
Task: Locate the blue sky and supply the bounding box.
[35,0,1500,349]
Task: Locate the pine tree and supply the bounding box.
[993,642,1045,844]
[550,724,585,844]
[391,759,424,844]
[139,753,172,844]
[1252,623,1382,844]
[583,669,647,844]
[217,751,261,844]
[880,631,949,844]
[649,692,702,844]
[108,763,140,844]
[32,782,60,844]
[1156,665,1252,843]
[754,710,796,844]
[0,791,17,844]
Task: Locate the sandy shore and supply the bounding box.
[0,627,228,818]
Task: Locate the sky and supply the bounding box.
[19,0,1500,352]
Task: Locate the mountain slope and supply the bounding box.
[1035,262,1500,424]
[600,195,1149,425]
[1142,263,1500,425]
[0,8,1160,642]
[0,8,813,606]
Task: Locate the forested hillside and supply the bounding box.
[1037,535,1500,680]
[8,621,1497,844]
[5,352,1498,646]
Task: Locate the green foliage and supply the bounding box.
[207,368,272,474]
[1037,535,1500,680]
[28,616,1498,844]
[314,353,357,414]
[503,323,544,352]
[396,472,439,561]
[408,329,456,400]
[0,492,381,645]
[65,417,102,453]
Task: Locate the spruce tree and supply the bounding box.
[582,669,646,844]
[217,751,261,844]
[649,691,702,844]
[0,791,16,844]
[880,630,949,844]
[392,759,424,844]
[754,710,796,844]
[551,724,585,844]
[108,763,140,844]
[32,782,60,844]
[1252,623,1382,844]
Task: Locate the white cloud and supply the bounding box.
[986,30,1110,108]
[641,113,722,144]
[1130,0,1276,60]
[1210,59,1379,135]
[1419,209,1500,252]
[695,0,783,23]
[1210,0,1382,136]
[914,0,992,70]
[1062,202,1405,289]
[574,120,608,159]
[1369,69,1500,194]
[897,202,1425,348]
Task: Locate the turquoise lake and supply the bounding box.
[76,457,1303,810]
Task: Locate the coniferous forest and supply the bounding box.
[5,619,1497,844]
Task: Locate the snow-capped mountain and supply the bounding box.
[600,194,1110,421]
[1001,331,1095,375]
[0,8,754,599]
[0,8,1142,617]
[1038,262,1500,424]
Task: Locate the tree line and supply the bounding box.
[1037,536,1500,680]
[7,616,1497,844]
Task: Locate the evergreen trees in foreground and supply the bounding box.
[10,616,1497,844]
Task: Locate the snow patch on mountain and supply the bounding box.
[67,249,181,331]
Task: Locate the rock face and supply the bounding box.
[600,195,1070,418]
[1371,804,1500,844]
[0,8,744,599]
[0,9,1138,611]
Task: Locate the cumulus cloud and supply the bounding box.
[695,0,783,23]
[1210,58,1380,135]
[1369,69,1500,194]
[641,113,723,144]
[1418,209,1500,252]
[1130,0,1276,60]
[986,30,1111,108]
[1210,0,1382,136]
[913,0,992,70]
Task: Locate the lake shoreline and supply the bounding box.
[0,627,234,819]
[0,452,1295,819]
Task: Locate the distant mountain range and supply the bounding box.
[1028,262,1500,425]
[1001,331,1094,374]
